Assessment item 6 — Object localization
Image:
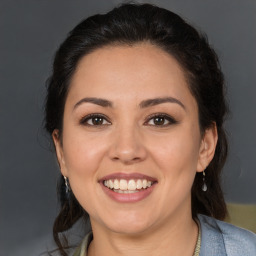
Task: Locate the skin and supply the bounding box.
[53,43,218,256]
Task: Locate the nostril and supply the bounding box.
[108,137,147,163]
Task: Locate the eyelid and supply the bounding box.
[80,113,111,126]
[144,113,178,126]
[79,112,177,127]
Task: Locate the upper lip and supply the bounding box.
[98,172,157,182]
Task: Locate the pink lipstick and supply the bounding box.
[99,172,157,203]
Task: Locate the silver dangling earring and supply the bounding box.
[202,171,207,192]
[64,176,70,194]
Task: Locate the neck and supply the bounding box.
[88,210,198,256]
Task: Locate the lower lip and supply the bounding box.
[100,183,156,203]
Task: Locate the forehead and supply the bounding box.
[67,43,194,107]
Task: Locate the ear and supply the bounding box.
[197,123,218,173]
[52,129,68,177]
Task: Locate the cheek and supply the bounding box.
[62,129,107,178]
[149,127,201,175]
[149,126,200,204]
[61,132,108,213]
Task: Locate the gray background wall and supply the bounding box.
[0,0,255,255]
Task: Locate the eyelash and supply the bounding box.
[79,113,177,127]
[144,113,178,127]
[80,114,111,126]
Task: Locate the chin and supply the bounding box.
[102,212,155,235]
[109,222,152,235]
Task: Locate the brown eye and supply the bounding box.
[80,114,111,126]
[91,117,104,125]
[146,114,177,127]
[153,116,166,125]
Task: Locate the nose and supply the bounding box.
[108,124,147,164]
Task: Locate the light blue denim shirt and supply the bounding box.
[74,214,256,256]
[198,214,256,256]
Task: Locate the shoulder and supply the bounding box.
[198,214,256,256]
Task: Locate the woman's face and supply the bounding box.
[54,43,216,235]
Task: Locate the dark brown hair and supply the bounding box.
[45,3,228,255]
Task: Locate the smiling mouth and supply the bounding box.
[103,179,155,194]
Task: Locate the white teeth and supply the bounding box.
[109,180,114,189]
[104,178,153,191]
[128,179,136,190]
[120,179,128,190]
[114,189,139,194]
[136,179,142,189]
[114,179,119,189]
[142,179,147,189]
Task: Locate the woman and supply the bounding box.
[44,3,256,256]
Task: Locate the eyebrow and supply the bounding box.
[73,96,185,110]
[139,97,186,110]
[73,97,113,110]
